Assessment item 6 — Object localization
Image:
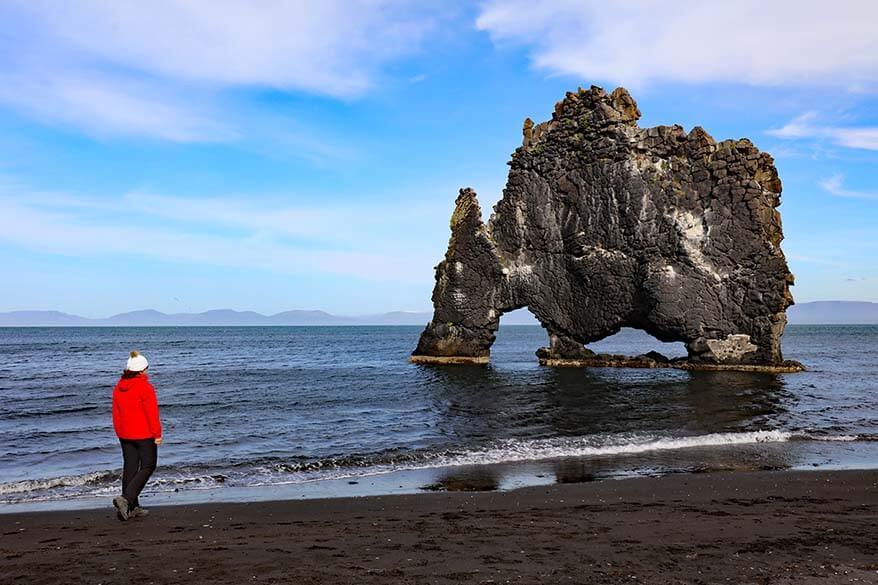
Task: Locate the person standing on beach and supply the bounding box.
[111,351,162,521]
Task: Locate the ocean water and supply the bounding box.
[1,325,876,510]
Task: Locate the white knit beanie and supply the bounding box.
[126,350,149,372]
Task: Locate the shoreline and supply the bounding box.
[5,437,878,515]
[2,468,875,584]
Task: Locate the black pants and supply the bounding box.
[119,438,158,509]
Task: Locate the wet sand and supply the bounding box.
[2,469,876,584]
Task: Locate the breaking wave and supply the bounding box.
[0,470,119,497]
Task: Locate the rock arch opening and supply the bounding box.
[536,326,688,368]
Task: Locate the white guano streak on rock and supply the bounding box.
[670,209,725,281]
[631,151,668,175]
[503,263,534,280]
[514,205,526,229]
[581,245,627,260]
[628,158,659,239]
[639,190,651,223]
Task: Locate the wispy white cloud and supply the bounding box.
[476,0,878,90]
[0,1,438,141]
[25,189,448,248]
[20,0,433,97]
[0,69,232,143]
[820,174,878,200]
[767,112,878,151]
[0,199,406,280]
[766,112,821,139]
[0,181,450,281]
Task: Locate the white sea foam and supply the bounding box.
[817,434,859,442]
[425,430,795,468]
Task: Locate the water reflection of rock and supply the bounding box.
[553,460,598,484]
[417,441,802,494]
[540,367,792,437]
[682,371,791,431]
[546,442,800,488]
[421,467,499,492]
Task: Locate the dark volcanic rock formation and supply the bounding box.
[413,86,800,370]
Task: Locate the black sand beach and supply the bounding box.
[2,469,876,584]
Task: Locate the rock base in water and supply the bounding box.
[410,350,805,372]
[537,353,805,373]
[409,355,490,365]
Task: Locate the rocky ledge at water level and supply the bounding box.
[411,86,804,373]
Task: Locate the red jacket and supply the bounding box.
[112,373,162,440]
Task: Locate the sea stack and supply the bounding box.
[412,86,803,372]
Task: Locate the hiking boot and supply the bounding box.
[113,496,130,521]
[130,506,149,518]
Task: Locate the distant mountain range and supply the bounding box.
[783,301,878,324]
[0,309,437,327]
[0,301,875,326]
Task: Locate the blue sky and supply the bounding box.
[0,1,876,317]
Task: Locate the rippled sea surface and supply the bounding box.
[1,325,876,508]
